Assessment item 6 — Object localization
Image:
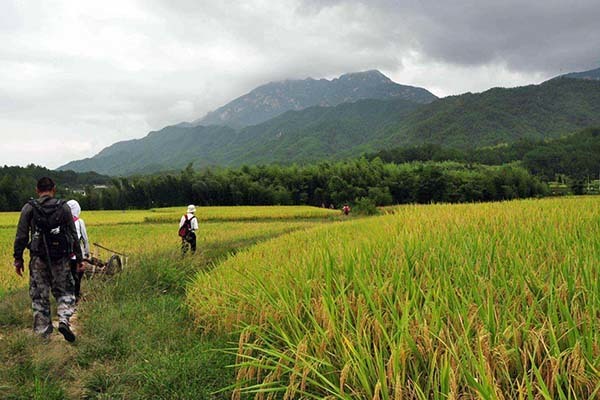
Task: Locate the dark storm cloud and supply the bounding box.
[298,0,600,72]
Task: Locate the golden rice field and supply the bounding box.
[188,196,600,399]
[0,205,338,296]
[0,205,338,228]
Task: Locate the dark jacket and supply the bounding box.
[13,195,83,262]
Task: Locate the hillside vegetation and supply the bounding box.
[60,78,600,175]
[58,98,421,175]
[383,77,600,149]
[188,197,600,399]
[371,127,600,181]
[58,125,239,176]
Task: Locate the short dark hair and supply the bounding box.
[37,177,55,192]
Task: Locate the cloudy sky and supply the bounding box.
[1,0,599,168]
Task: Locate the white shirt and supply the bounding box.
[179,213,198,231]
[75,218,90,258]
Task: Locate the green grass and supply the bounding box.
[73,251,234,399]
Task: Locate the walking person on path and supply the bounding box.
[179,204,199,255]
[67,199,89,302]
[342,203,351,216]
[13,177,83,342]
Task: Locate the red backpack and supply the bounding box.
[178,215,195,237]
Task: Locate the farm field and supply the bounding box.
[0,205,339,296]
[0,205,337,228]
[189,196,600,399]
[0,205,340,398]
[1,198,599,399]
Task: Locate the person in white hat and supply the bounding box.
[178,204,199,254]
[67,199,89,302]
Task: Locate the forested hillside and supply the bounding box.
[60,77,600,176]
[380,77,600,148]
[58,99,422,175]
[370,127,600,181]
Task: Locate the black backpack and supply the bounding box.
[29,199,71,260]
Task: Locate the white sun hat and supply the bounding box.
[187,204,196,214]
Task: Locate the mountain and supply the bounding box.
[192,70,437,128]
[60,125,238,176]
[218,77,600,165]
[59,77,600,176]
[59,99,421,175]
[215,98,423,166]
[380,76,600,148]
[561,67,600,80]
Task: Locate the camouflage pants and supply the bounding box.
[29,256,76,335]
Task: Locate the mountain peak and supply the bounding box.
[338,70,391,82]
[194,70,436,128]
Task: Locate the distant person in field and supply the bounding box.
[179,204,198,254]
[342,204,351,216]
[12,177,82,342]
[67,200,89,302]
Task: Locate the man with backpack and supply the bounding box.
[13,177,82,342]
[179,204,198,254]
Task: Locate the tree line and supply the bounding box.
[58,159,545,211]
[2,130,597,212]
[0,165,109,211]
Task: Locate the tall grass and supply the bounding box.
[188,197,600,399]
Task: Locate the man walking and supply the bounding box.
[179,204,198,254]
[13,177,83,342]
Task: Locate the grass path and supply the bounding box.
[0,218,338,399]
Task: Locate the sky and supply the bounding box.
[1,0,599,169]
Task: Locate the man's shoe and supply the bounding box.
[58,322,76,342]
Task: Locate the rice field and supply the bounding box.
[0,205,337,297]
[3,197,599,398]
[188,196,600,399]
[0,205,338,228]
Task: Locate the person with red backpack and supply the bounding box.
[179,204,198,254]
[342,204,351,216]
